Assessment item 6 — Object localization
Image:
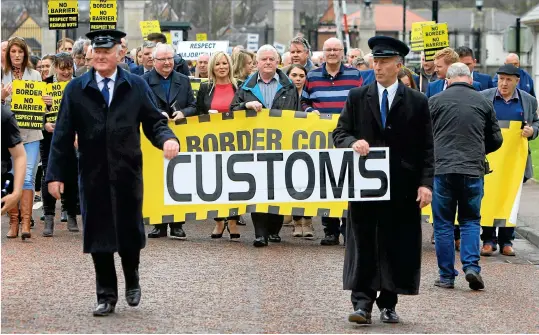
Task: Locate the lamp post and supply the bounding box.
[475,0,487,72]
[432,0,438,22]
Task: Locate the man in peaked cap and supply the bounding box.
[46,29,179,316]
[332,36,434,324]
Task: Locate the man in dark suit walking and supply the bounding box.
[333,36,434,324]
[142,43,196,239]
[455,46,494,91]
[46,29,179,316]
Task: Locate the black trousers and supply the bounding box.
[214,216,240,221]
[293,216,312,221]
[91,250,140,305]
[351,290,398,312]
[322,217,346,237]
[250,212,283,238]
[40,134,79,216]
[481,226,514,247]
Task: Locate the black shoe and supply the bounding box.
[42,215,54,237]
[93,303,115,316]
[320,234,339,246]
[465,269,485,291]
[348,308,372,324]
[253,236,268,247]
[379,308,399,323]
[147,226,167,238]
[61,211,68,222]
[34,194,41,202]
[434,279,454,289]
[170,226,186,239]
[268,234,281,243]
[211,222,226,239]
[30,217,35,228]
[125,268,140,307]
[67,215,79,232]
[236,216,246,226]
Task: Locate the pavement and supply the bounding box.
[516,180,539,249]
[1,200,539,333]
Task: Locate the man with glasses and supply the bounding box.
[301,37,365,246]
[142,43,196,240]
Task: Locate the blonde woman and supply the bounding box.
[232,49,255,81]
[1,36,43,240]
[195,51,241,239]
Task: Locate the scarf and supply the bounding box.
[11,66,22,80]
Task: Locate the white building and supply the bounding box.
[521,4,539,86]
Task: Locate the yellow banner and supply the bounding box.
[140,20,161,40]
[421,121,528,227]
[89,0,117,31]
[10,80,46,130]
[48,0,78,29]
[410,21,435,52]
[141,113,526,226]
[422,23,449,61]
[45,82,68,124]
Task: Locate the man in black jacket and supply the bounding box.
[429,62,503,291]
[146,32,190,77]
[333,36,434,324]
[230,44,298,247]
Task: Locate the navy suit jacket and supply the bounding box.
[426,79,481,98]
[473,72,494,90]
[131,65,149,76]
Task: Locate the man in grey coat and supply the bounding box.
[479,64,539,257]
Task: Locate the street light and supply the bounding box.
[476,0,483,11]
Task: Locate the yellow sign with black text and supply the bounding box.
[48,0,79,29]
[422,23,449,61]
[196,33,208,41]
[10,80,46,130]
[89,0,117,31]
[141,112,526,226]
[410,21,435,52]
[45,82,68,124]
[189,77,209,98]
[140,21,161,40]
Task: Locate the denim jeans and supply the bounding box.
[11,141,40,190]
[432,174,484,283]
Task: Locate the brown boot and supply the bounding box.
[20,190,34,240]
[502,246,516,256]
[480,244,494,256]
[455,239,461,251]
[302,218,315,239]
[6,205,20,238]
[292,219,302,237]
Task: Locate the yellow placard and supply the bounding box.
[189,77,209,98]
[140,20,161,40]
[422,23,449,61]
[89,0,117,31]
[196,33,208,41]
[410,21,435,52]
[45,82,68,124]
[10,80,47,130]
[164,32,172,45]
[48,0,79,29]
[422,121,528,227]
[141,111,526,225]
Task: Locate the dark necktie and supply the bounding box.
[101,77,110,106]
[381,89,388,128]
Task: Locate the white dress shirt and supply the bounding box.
[377,79,399,111]
[95,70,117,106]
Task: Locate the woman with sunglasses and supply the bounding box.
[40,53,79,236]
[1,36,43,240]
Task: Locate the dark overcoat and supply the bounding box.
[332,82,434,295]
[45,66,177,253]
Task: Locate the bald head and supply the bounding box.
[323,37,343,50]
[323,38,344,66]
[505,53,520,68]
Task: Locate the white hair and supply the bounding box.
[446,62,471,79]
[256,44,279,60]
[363,53,373,61]
[152,43,175,59]
[347,48,364,57]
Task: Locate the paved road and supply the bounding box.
[2,210,539,333]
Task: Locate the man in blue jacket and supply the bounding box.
[455,46,493,91]
[426,47,481,98]
[492,53,535,97]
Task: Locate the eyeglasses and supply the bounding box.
[155,57,174,63]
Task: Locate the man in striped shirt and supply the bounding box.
[301,37,364,246]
